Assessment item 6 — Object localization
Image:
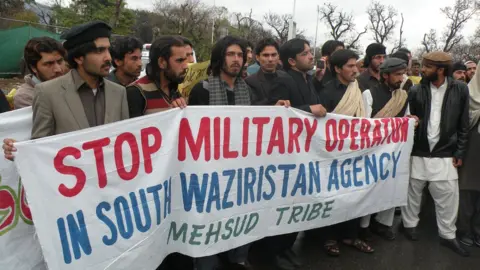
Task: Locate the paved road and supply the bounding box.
[249,198,480,270]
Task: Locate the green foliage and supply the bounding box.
[52,0,134,35]
[11,10,39,26]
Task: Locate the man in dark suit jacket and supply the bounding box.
[261,38,326,270]
[245,38,288,105]
[269,38,326,117]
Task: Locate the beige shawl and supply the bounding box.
[374,75,409,118]
[333,80,366,117]
[468,60,480,129]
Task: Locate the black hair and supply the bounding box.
[246,40,254,50]
[321,40,345,57]
[398,48,411,56]
[180,36,193,48]
[255,38,279,55]
[24,37,66,74]
[329,49,359,75]
[209,35,247,76]
[279,38,310,70]
[110,36,142,68]
[146,35,186,82]
[391,51,409,64]
[67,41,98,69]
[437,63,452,77]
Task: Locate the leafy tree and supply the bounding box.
[52,0,134,35]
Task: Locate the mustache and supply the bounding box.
[101,61,112,68]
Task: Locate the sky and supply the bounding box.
[123,0,478,56]
[40,0,479,56]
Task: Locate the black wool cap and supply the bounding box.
[364,43,386,66]
[61,21,112,50]
[452,62,467,72]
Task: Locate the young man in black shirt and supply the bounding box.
[320,49,374,256]
[126,36,187,118]
[357,43,386,91]
[245,38,287,105]
[268,38,326,117]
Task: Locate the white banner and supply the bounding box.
[0,107,46,270]
[13,107,414,270]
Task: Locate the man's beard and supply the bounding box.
[423,72,439,82]
[36,71,61,82]
[165,68,185,84]
[388,81,402,89]
[221,66,240,78]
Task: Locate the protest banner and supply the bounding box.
[0,107,46,270]
[178,61,210,98]
[13,107,414,270]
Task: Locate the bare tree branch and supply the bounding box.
[441,0,478,52]
[421,29,439,53]
[366,1,398,44]
[263,12,291,44]
[390,13,405,53]
[347,26,368,51]
[319,3,354,40]
[319,2,367,51]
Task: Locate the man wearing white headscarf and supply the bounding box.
[457,60,480,248]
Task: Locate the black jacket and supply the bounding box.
[245,69,287,105]
[409,78,469,159]
[268,69,321,113]
[0,90,10,114]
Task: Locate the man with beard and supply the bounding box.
[3,21,130,160]
[402,52,470,257]
[108,36,143,86]
[452,62,467,82]
[360,58,410,241]
[245,38,287,105]
[458,60,480,248]
[318,49,374,257]
[466,60,477,83]
[188,36,289,270]
[181,37,196,64]
[390,51,414,91]
[189,36,259,270]
[357,43,386,91]
[14,37,67,109]
[126,36,187,118]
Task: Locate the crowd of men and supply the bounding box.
[1,20,480,270]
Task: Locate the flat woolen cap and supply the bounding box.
[366,43,386,58]
[380,58,407,73]
[364,43,386,66]
[422,51,452,65]
[452,62,467,72]
[61,21,112,50]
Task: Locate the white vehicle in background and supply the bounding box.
[139,43,197,77]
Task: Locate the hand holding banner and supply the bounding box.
[13,107,414,270]
[0,107,46,270]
